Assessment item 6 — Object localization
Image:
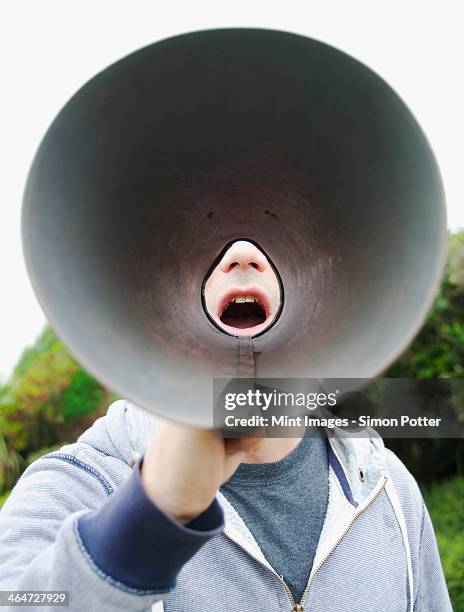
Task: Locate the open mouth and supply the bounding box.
[220,295,267,329]
[219,292,268,331]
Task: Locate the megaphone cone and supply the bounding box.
[22,29,446,427]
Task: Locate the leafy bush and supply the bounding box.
[0,431,23,493]
[387,230,464,379]
[386,229,464,483]
[0,385,23,490]
[0,490,10,509]
[0,329,113,492]
[60,369,105,422]
[423,476,464,610]
[1,328,78,454]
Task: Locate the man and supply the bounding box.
[0,241,452,611]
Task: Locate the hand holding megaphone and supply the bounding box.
[141,419,263,525]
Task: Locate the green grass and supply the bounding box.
[424,475,464,611]
[0,490,10,508]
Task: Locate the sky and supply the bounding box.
[1,1,463,381]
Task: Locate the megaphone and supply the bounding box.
[22,28,446,427]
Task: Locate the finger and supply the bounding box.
[224,433,263,455]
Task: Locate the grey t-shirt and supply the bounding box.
[220,430,328,603]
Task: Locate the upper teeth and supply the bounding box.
[232,295,257,303]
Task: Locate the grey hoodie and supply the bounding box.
[0,400,452,611]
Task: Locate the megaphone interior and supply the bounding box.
[22,28,446,427]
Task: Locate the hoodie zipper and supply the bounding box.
[222,529,301,610]
[223,474,388,611]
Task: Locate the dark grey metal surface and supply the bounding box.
[22,29,447,427]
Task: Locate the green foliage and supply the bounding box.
[25,444,64,466]
[12,327,64,377]
[387,229,464,379]
[386,229,464,484]
[60,369,105,422]
[0,489,10,509]
[0,329,112,493]
[1,328,78,453]
[448,231,464,289]
[424,476,464,610]
[0,384,23,490]
[0,431,23,493]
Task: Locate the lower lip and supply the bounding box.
[217,319,272,337]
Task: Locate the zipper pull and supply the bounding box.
[292,605,304,612]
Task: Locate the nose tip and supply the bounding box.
[220,240,268,273]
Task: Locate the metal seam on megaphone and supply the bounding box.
[237,337,256,378]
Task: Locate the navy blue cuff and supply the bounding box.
[77,458,224,590]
